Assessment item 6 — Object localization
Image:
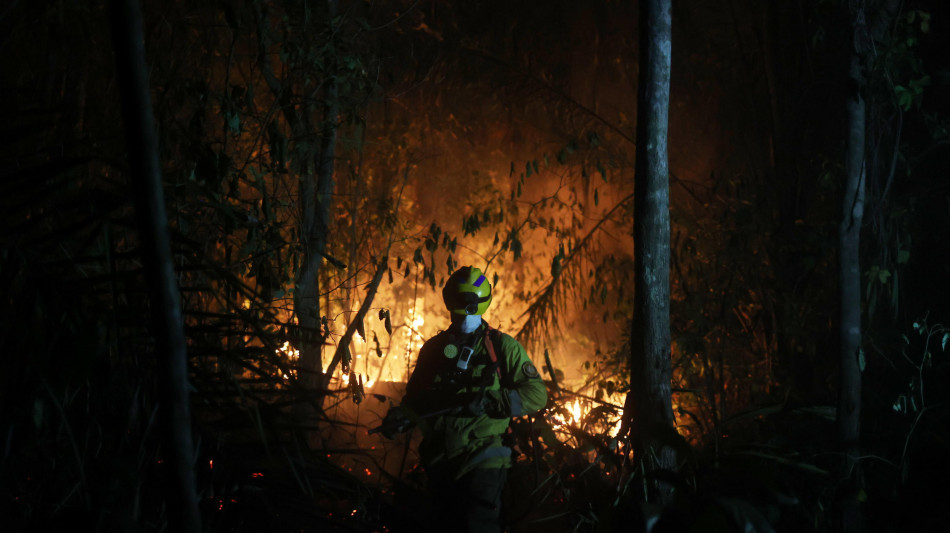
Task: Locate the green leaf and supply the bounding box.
[897,88,914,111]
[340,343,351,373]
[858,347,866,372]
[892,395,905,414]
[550,244,565,277]
[587,131,601,147]
[897,249,910,264]
[877,268,891,284]
[942,332,948,351]
[227,112,240,133]
[597,160,607,182]
[463,214,481,236]
[33,398,44,429]
[510,235,522,260]
[374,332,383,357]
[911,75,930,93]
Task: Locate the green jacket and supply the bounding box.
[402,321,547,477]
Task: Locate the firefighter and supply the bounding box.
[382,266,548,532]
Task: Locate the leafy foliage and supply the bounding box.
[3,0,950,531]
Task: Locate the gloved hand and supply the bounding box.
[464,390,510,418]
[380,406,413,439]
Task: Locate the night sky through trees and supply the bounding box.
[2,1,949,531]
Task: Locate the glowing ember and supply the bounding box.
[551,398,585,427]
[547,392,627,440]
[277,341,299,360]
[275,341,301,381]
[569,399,582,422]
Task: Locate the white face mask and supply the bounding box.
[458,314,482,334]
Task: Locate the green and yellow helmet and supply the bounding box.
[442,266,492,315]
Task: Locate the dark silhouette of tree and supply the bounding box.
[249,0,341,399]
[838,0,868,497]
[838,1,900,531]
[109,0,200,530]
[623,0,678,503]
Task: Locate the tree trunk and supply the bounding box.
[837,1,901,530]
[109,0,200,531]
[292,0,340,406]
[838,28,865,472]
[294,101,337,397]
[625,0,677,503]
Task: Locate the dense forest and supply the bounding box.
[2,0,949,531]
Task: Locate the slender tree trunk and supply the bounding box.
[110,0,200,531]
[837,2,902,530]
[292,0,340,405]
[837,44,865,528]
[294,131,334,396]
[625,0,677,503]
[838,29,865,470]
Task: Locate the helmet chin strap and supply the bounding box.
[458,314,482,334]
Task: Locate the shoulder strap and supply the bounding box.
[483,327,503,380]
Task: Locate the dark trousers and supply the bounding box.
[427,467,507,533]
